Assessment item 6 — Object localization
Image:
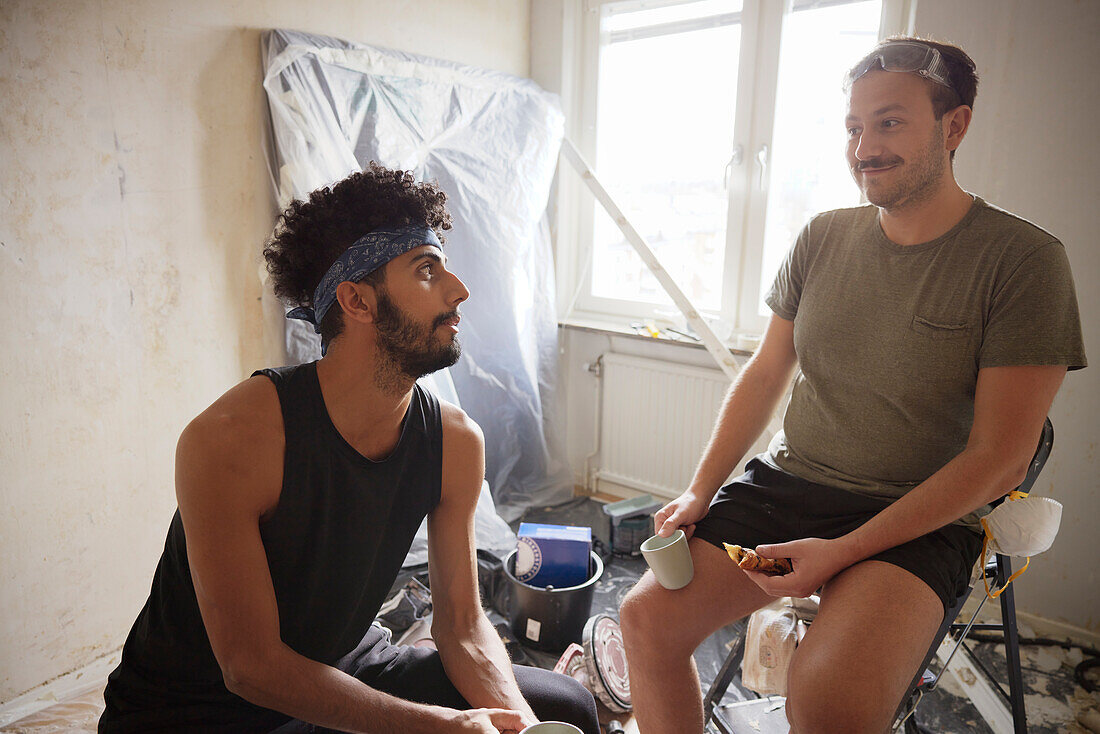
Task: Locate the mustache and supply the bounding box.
[433,310,460,329]
[857,157,903,171]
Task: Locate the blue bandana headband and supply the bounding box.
[286,224,442,333]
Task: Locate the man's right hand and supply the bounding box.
[443,706,529,733]
[653,491,711,538]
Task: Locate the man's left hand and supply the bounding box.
[742,537,857,598]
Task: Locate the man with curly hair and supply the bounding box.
[100,164,599,734]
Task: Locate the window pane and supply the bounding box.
[592,1,743,311]
[605,0,738,33]
[757,1,881,315]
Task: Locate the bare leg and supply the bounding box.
[619,538,774,734]
[785,560,945,734]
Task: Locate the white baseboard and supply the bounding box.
[594,476,676,501]
[0,649,120,727]
[957,597,1100,647]
[1016,611,1100,647]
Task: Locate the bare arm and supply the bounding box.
[428,403,538,726]
[178,378,521,734]
[751,365,1068,598]
[654,314,799,536]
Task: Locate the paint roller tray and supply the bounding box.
[602,495,662,557]
[601,494,661,523]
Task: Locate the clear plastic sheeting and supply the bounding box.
[261,29,572,519]
[0,685,103,733]
[402,477,518,569]
[406,371,518,566]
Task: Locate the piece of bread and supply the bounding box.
[722,543,793,576]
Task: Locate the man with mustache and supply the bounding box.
[620,38,1085,733]
[100,164,598,734]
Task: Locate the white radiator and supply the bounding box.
[594,353,732,500]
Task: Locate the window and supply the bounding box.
[565,0,905,335]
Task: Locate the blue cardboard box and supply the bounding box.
[515,523,592,588]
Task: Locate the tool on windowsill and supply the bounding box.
[628,321,661,338]
[666,327,700,342]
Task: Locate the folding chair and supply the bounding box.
[704,419,1054,734]
[894,417,1054,733]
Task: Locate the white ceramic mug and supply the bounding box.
[519,722,584,734]
[640,528,694,590]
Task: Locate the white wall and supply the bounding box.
[0,0,529,703]
[912,0,1100,633]
[547,0,1100,632]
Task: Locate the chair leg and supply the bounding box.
[997,554,1028,733]
[891,583,972,728]
[704,625,747,733]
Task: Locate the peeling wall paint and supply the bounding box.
[0,0,530,704]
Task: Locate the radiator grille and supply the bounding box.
[595,353,731,499]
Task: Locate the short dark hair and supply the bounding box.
[263,163,452,348]
[850,36,979,117]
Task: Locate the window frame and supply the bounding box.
[556,0,912,337]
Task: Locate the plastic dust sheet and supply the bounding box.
[261,29,571,521]
[0,685,104,733]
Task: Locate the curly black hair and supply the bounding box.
[263,162,452,346]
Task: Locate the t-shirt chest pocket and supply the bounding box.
[909,314,972,340]
[903,312,980,385]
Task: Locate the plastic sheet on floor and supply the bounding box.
[0,686,103,733]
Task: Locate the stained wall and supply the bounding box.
[0,0,529,702]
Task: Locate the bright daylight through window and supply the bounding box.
[581,0,884,334]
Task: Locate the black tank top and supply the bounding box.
[101,362,442,732]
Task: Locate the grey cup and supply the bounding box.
[640,528,694,590]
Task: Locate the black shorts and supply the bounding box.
[692,457,983,613]
[269,624,599,734]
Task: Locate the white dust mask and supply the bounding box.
[979,491,1063,598]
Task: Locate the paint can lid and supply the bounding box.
[582,614,632,712]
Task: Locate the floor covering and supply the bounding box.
[4,497,1096,733]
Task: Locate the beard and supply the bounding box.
[854,123,947,212]
[373,289,462,383]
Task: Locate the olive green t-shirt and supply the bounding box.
[765,197,1086,528]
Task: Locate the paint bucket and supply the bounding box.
[503,550,603,654]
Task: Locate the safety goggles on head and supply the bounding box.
[847,41,954,92]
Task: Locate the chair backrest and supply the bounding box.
[1016,417,1054,495]
[893,418,1054,730]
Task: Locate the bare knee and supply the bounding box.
[618,583,657,642]
[619,581,691,658]
[785,653,894,734]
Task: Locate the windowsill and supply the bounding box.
[558,313,756,357]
